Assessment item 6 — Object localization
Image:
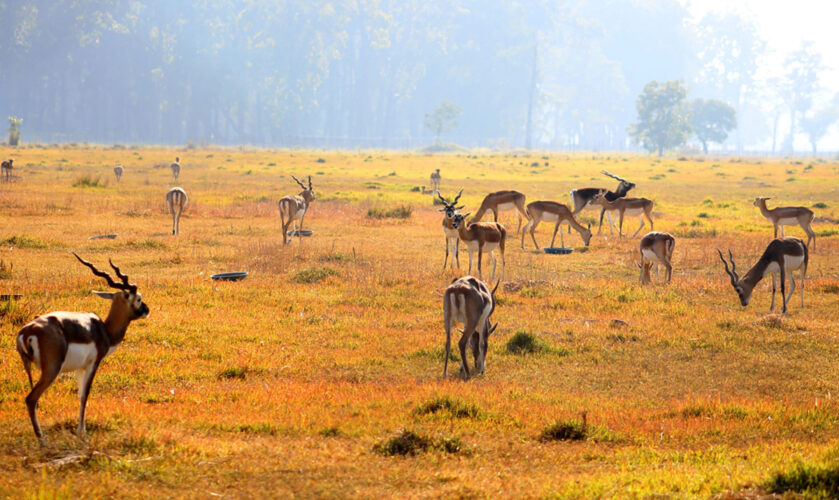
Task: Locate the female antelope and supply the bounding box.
[754,197,816,250]
[166,187,188,235]
[639,232,675,284]
[170,157,181,181]
[438,190,464,270]
[16,253,149,442]
[472,190,528,235]
[279,175,315,244]
[521,201,591,250]
[443,276,499,379]
[452,212,506,282]
[113,163,124,184]
[591,193,654,237]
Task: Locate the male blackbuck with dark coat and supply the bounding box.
[754,197,816,250]
[591,193,654,237]
[569,170,635,233]
[521,201,591,250]
[170,157,181,181]
[438,190,464,270]
[718,237,808,314]
[166,187,188,235]
[452,212,506,282]
[443,276,499,379]
[638,232,675,284]
[16,253,149,442]
[472,190,528,235]
[279,175,315,244]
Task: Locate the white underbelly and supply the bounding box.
[466,241,499,253]
[641,248,661,262]
[495,202,515,212]
[623,207,645,216]
[541,212,560,222]
[443,227,459,238]
[777,217,801,226]
[763,254,805,276]
[60,342,98,372]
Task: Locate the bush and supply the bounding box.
[294,267,338,283]
[218,367,247,380]
[73,175,103,188]
[373,430,465,457]
[367,205,412,219]
[414,397,484,419]
[506,330,549,355]
[813,202,828,209]
[540,419,587,442]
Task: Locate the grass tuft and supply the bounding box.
[414,397,484,419]
[73,175,104,188]
[367,205,413,219]
[218,367,248,380]
[294,267,338,283]
[0,235,48,249]
[506,330,550,355]
[766,464,839,496]
[374,430,432,456]
[540,419,587,442]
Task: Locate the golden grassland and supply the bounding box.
[0,145,838,498]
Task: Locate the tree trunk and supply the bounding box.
[702,140,708,154]
[524,42,538,150]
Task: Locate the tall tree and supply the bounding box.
[800,93,839,154]
[628,80,692,156]
[781,42,822,154]
[690,99,736,153]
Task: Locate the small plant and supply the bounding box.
[506,330,549,355]
[414,397,484,419]
[812,202,828,209]
[766,463,839,496]
[374,430,432,456]
[540,417,588,442]
[319,426,342,437]
[73,175,103,188]
[7,116,22,146]
[367,205,412,219]
[294,267,338,284]
[0,235,48,249]
[0,259,12,279]
[316,158,326,163]
[218,367,247,380]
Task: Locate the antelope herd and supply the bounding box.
[0,155,829,440]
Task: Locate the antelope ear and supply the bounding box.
[587,222,591,230]
[92,290,116,300]
[456,205,465,210]
[438,207,447,212]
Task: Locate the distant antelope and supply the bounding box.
[570,170,635,233]
[170,157,181,181]
[718,237,808,314]
[166,187,188,235]
[438,190,465,270]
[16,253,149,442]
[113,163,124,184]
[279,175,315,245]
[452,212,506,282]
[638,232,675,284]
[2,158,14,181]
[591,193,654,237]
[754,197,816,250]
[430,169,441,193]
[521,201,592,250]
[443,276,499,379]
[473,190,528,235]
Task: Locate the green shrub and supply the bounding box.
[540,419,587,441]
[73,175,103,188]
[766,464,839,496]
[414,397,484,419]
[294,267,338,283]
[367,205,412,219]
[506,330,549,355]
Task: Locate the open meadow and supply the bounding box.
[1,146,839,498]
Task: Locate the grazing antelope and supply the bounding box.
[639,232,675,284]
[170,157,181,181]
[472,190,528,235]
[430,169,441,193]
[278,175,315,245]
[718,237,808,314]
[452,212,506,282]
[166,187,188,235]
[113,163,124,184]
[591,193,654,238]
[570,170,635,233]
[521,201,592,250]
[16,253,149,442]
[443,276,499,378]
[754,197,816,251]
[2,158,14,181]
[438,190,465,270]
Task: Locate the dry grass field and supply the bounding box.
[0,145,838,498]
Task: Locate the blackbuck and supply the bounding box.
[569,170,635,233]
[279,175,315,245]
[438,190,465,270]
[638,232,675,284]
[718,237,808,314]
[452,212,506,282]
[2,158,13,181]
[113,164,124,184]
[16,253,149,442]
[430,169,441,193]
[166,187,188,235]
[591,193,654,237]
[521,201,592,250]
[170,157,181,181]
[754,197,816,250]
[472,190,528,235]
[443,276,499,379]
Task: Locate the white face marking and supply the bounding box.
[61,343,98,373]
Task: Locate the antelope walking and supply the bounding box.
[16,253,149,442]
[166,187,188,235]
[438,190,465,270]
[569,170,635,233]
[452,212,506,282]
[279,175,315,245]
[443,276,499,379]
[521,201,592,250]
[472,190,528,235]
[2,158,14,182]
[591,193,654,237]
[170,157,181,181]
[113,163,124,184]
[430,169,441,193]
[718,237,808,314]
[639,232,675,284]
[754,197,816,250]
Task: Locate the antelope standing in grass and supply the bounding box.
[430,169,441,193]
[639,232,675,284]
[170,157,181,181]
[438,190,465,270]
[521,201,592,250]
[452,212,506,282]
[569,170,635,233]
[279,175,315,245]
[472,190,528,235]
[718,237,808,314]
[443,276,499,379]
[591,193,654,237]
[16,253,149,442]
[166,187,188,235]
[754,197,816,250]
[2,158,13,182]
[113,163,124,184]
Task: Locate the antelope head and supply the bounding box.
[437,189,465,219]
[718,249,750,306]
[451,212,471,230]
[73,252,150,321]
[292,175,315,204]
[602,170,635,193]
[753,197,770,207]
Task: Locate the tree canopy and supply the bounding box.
[690,99,737,153]
[627,81,692,156]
